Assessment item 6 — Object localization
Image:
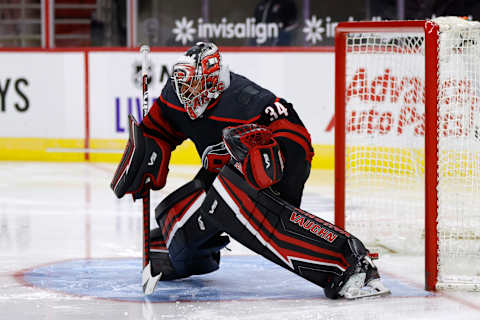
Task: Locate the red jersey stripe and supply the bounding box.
[208,114,261,124]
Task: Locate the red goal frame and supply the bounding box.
[334,20,440,291]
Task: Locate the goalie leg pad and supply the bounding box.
[149,228,188,280]
[111,114,171,199]
[200,165,381,298]
[155,179,230,277]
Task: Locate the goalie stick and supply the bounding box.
[139,45,161,294]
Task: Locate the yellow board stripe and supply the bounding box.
[0,137,85,162]
[0,137,334,169]
[88,139,202,164]
[3,138,474,177]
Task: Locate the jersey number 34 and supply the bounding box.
[265,102,289,122]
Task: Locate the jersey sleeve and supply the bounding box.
[141,97,187,151]
[255,98,314,206]
[257,98,314,163]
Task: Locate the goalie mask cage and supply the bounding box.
[335,17,480,291]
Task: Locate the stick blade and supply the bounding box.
[142,261,161,295]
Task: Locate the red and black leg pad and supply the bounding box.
[200,164,371,298]
[154,178,230,279]
[148,228,186,280]
[223,124,284,190]
[111,114,171,200]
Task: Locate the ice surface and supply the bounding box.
[0,162,479,320]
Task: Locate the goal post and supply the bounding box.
[335,17,480,291]
[424,20,440,293]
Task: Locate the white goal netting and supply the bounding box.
[342,17,480,290]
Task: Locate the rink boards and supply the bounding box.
[0,49,335,169]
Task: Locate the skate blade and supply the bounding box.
[344,279,391,300]
[343,287,391,299]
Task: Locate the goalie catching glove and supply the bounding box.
[111,114,171,199]
[222,123,284,190]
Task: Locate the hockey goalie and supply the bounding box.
[111,42,390,299]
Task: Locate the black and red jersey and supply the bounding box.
[141,71,314,206]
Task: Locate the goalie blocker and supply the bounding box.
[111,114,171,200]
[200,164,390,299]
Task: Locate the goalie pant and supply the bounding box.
[200,164,370,294]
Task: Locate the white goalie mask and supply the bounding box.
[172,42,230,120]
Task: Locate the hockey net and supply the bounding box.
[335,17,480,291]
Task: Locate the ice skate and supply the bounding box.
[338,255,391,300]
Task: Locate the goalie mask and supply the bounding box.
[172,42,230,120]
